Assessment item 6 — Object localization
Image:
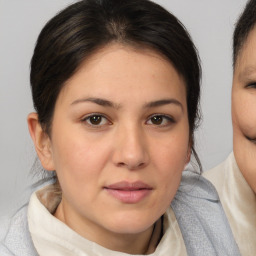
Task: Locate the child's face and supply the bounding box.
[40,44,190,247]
[232,27,256,192]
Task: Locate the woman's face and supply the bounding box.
[232,27,256,193]
[41,44,190,244]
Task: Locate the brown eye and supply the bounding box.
[146,115,174,126]
[83,114,109,126]
[151,116,163,125]
[89,115,102,125]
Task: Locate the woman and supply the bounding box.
[204,0,256,255]
[0,0,239,255]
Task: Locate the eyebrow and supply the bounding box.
[239,66,256,80]
[71,97,183,111]
[144,99,183,111]
[71,97,121,109]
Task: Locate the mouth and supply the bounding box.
[104,181,153,204]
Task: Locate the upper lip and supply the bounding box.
[104,181,152,190]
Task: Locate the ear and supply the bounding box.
[185,138,192,165]
[185,147,191,164]
[27,113,55,171]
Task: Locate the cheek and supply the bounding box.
[232,91,256,192]
[51,131,111,186]
[152,131,189,189]
[232,93,256,137]
[157,127,189,166]
[151,143,184,213]
[51,134,113,208]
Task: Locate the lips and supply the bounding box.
[104,181,152,203]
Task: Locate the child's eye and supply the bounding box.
[146,115,175,126]
[245,82,256,89]
[82,114,110,126]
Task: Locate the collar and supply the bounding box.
[27,184,187,256]
[221,152,256,230]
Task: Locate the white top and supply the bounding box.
[27,184,187,256]
[203,152,256,256]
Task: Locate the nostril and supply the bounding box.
[116,161,146,170]
[117,162,126,167]
[112,139,149,170]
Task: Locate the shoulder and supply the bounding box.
[176,168,220,200]
[1,205,38,256]
[172,169,220,217]
[0,243,13,256]
[171,169,240,256]
[0,236,14,256]
[1,178,55,255]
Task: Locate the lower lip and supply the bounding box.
[105,189,152,203]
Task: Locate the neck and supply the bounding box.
[97,227,155,254]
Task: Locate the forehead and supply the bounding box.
[62,44,185,93]
[55,43,187,111]
[234,27,256,78]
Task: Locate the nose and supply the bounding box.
[112,125,149,170]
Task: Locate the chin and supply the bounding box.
[106,212,157,234]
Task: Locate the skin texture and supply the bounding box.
[232,27,256,193]
[28,44,190,254]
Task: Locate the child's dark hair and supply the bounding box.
[233,0,256,67]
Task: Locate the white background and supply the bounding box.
[0,0,246,216]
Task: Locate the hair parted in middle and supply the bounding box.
[30,0,202,170]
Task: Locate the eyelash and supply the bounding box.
[245,82,256,89]
[81,113,111,127]
[146,114,175,126]
[81,113,175,128]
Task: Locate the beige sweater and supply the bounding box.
[27,184,187,256]
[203,152,256,256]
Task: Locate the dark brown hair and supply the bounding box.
[233,0,256,67]
[30,0,202,171]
